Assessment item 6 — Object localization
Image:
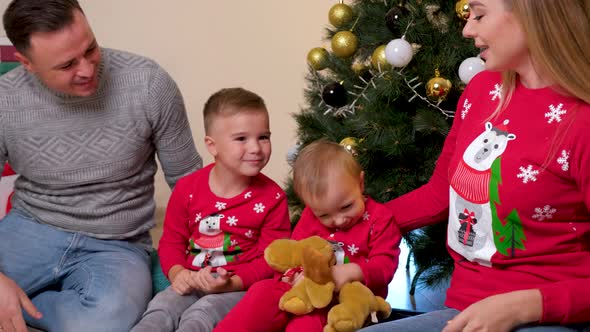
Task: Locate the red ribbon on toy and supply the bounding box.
[281,266,303,281]
[460,208,476,245]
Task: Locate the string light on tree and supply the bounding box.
[331,31,359,58]
[307,47,330,71]
[329,1,354,28]
[455,0,470,22]
[458,56,486,84]
[385,37,413,67]
[426,69,452,102]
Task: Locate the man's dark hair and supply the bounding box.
[3,0,83,54]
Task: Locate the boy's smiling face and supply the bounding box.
[205,107,271,178]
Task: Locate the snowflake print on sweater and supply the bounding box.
[489,84,502,101]
[226,216,238,226]
[347,243,359,255]
[532,205,557,221]
[253,203,265,213]
[545,103,567,124]
[517,165,539,184]
[461,99,472,119]
[557,150,570,171]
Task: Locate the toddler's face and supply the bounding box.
[306,171,365,230]
[206,108,271,178]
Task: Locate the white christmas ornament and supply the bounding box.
[458,56,486,84]
[384,38,413,68]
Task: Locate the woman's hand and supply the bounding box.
[442,289,542,332]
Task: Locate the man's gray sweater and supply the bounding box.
[0,48,202,240]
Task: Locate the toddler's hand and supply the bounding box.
[331,263,363,291]
[280,269,304,286]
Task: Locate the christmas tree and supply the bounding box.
[287,0,485,292]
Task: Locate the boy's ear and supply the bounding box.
[204,135,217,157]
[359,171,365,193]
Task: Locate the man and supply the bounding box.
[0,0,202,331]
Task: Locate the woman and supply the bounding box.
[362,1,590,331]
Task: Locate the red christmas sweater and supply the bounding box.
[158,163,291,289]
[292,197,401,298]
[387,71,590,323]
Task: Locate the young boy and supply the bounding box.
[131,88,291,332]
[214,140,401,332]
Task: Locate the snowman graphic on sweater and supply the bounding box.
[191,214,228,268]
[448,120,518,266]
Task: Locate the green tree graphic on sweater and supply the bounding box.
[490,158,527,256]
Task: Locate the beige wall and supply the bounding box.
[1,0,333,221]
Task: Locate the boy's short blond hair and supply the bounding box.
[293,140,362,201]
[203,87,267,134]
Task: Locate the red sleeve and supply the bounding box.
[385,96,467,234]
[233,193,291,289]
[157,177,192,277]
[291,207,315,240]
[356,207,401,293]
[539,114,590,323]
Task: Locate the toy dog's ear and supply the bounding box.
[264,239,302,272]
[302,245,333,284]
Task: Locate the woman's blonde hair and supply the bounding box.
[492,0,590,168]
[293,140,362,202]
[494,0,590,116]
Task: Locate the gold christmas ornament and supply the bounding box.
[339,137,359,156]
[328,3,354,28]
[426,69,452,102]
[331,31,358,58]
[371,45,392,71]
[455,0,470,21]
[307,47,330,71]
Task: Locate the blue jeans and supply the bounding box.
[0,209,152,332]
[359,309,589,332]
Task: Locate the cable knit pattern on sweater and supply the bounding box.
[0,48,202,239]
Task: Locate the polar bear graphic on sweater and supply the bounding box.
[191,214,228,268]
[448,120,516,266]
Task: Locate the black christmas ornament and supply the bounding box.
[385,5,408,34]
[322,82,348,108]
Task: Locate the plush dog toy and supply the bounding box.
[264,236,336,315]
[324,281,391,332]
[264,236,392,331]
